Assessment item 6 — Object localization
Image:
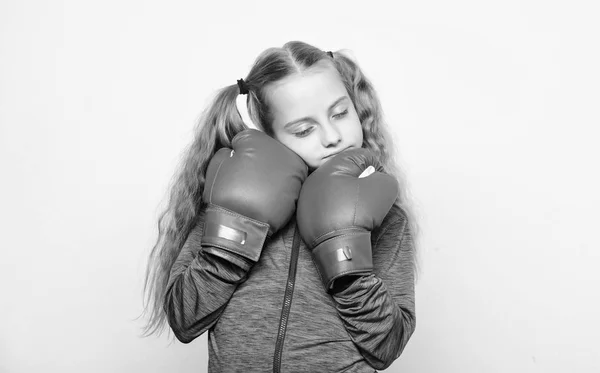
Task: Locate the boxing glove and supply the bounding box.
[296,148,399,291]
[202,129,308,269]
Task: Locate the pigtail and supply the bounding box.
[333,51,422,278]
[140,84,247,337]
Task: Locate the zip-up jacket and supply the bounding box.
[164,203,416,372]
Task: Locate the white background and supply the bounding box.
[1,0,599,372]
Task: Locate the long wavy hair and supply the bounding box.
[140,41,422,337]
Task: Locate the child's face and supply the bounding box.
[267,63,363,170]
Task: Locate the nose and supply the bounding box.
[320,120,342,147]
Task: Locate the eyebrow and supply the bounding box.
[283,96,349,129]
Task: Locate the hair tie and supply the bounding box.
[327,51,334,58]
[237,78,249,95]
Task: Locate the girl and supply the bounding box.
[141,41,420,372]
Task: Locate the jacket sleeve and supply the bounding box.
[331,210,416,370]
[163,207,251,343]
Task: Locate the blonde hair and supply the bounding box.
[140,41,422,337]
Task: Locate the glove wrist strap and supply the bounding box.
[201,204,269,265]
[312,230,373,291]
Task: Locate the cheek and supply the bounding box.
[348,108,363,133]
[289,141,322,169]
[273,135,319,167]
[297,145,320,166]
[346,116,364,144]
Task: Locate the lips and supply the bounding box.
[323,152,340,160]
[323,147,351,160]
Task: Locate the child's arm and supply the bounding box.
[164,129,307,343]
[164,209,250,343]
[330,211,416,370]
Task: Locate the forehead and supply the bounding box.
[266,65,348,124]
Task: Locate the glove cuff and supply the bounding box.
[201,204,270,266]
[311,230,373,291]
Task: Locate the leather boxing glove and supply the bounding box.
[296,148,399,291]
[202,129,308,269]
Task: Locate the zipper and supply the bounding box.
[272,225,301,373]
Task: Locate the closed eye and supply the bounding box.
[333,110,348,119]
[294,110,348,137]
[295,127,313,137]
